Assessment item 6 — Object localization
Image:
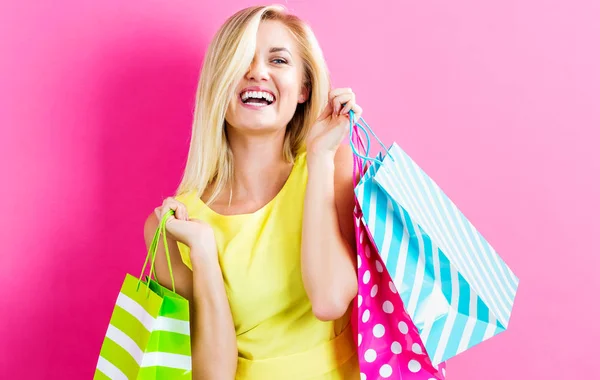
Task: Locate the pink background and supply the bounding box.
[1,0,598,378]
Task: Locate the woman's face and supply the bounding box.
[225,20,308,134]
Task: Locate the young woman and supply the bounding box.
[144,5,362,379]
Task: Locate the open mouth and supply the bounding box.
[240,90,275,107]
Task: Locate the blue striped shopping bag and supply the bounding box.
[349,112,519,365]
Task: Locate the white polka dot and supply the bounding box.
[382,301,394,313]
[370,284,378,297]
[442,368,446,377]
[373,324,385,338]
[363,270,371,284]
[389,281,397,293]
[379,364,393,378]
[365,245,371,258]
[358,333,362,346]
[362,309,370,323]
[364,349,377,363]
[357,255,362,268]
[391,341,402,354]
[412,343,423,354]
[360,373,367,380]
[358,295,363,307]
[398,321,408,334]
[355,218,360,227]
[408,359,421,373]
[375,260,383,273]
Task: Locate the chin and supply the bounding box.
[228,119,283,134]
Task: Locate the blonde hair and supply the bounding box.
[175,4,330,204]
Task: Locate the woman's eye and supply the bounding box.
[272,58,287,64]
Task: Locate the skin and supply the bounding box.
[144,20,363,379]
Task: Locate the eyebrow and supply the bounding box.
[269,47,292,55]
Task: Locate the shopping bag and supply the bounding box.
[349,112,519,365]
[351,123,446,379]
[95,210,192,379]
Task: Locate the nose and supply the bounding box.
[245,58,269,82]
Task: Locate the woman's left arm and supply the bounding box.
[302,144,359,321]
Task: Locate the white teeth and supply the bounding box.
[241,90,274,103]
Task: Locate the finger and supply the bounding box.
[329,88,353,101]
[340,97,356,116]
[342,101,361,120]
[162,205,175,220]
[161,199,185,220]
[174,203,186,220]
[316,100,333,122]
[353,104,363,121]
[163,199,184,218]
[333,93,354,115]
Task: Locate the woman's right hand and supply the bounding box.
[154,197,217,258]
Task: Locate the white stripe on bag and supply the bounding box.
[405,204,426,319]
[380,197,394,264]
[394,202,410,297]
[154,317,190,335]
[96,356,128,380]
[483,313,498,341]
[106,325,144,366]
[456,289,478,355]
[116,292,156,332]
[433,264,460,365]
[141,352,192,370]
[420,242,442,345]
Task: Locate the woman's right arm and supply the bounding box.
[143,199,238,379]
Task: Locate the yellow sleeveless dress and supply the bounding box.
[175,151,360,379]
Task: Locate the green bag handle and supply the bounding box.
[138,210,177,294]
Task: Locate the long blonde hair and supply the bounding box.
[175,5,330,204]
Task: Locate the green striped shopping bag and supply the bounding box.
[95,211,192,379]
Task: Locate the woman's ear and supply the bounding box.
[298,85,309,104]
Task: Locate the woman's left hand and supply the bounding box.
[306,88,362,156]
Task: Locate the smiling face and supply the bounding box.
[225,20,308,133]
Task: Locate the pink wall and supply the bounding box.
[1,0,598,378]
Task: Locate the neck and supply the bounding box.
[225,127,293,204]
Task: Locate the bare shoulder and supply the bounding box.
[143,211,160,245]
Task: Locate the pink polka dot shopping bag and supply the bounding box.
[353,204,446,380]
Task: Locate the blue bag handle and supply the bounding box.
[348,109,394,165]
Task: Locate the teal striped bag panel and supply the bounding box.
[349,113,519,365]
[370,144,518,363]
